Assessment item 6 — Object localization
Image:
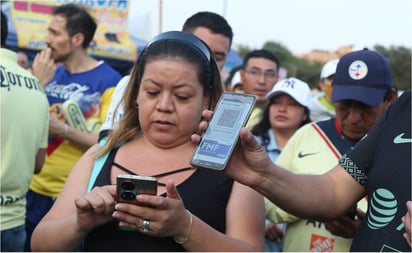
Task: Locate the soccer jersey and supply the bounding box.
[269,118,368,252]
[246,106,263,130]
[29,63,121,197]
[341,90,411,252]
[0,48,49,230]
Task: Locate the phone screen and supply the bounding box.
[190,92,256,170]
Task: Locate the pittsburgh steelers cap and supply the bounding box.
[332,48,392,107]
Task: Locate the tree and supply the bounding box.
[374,45,411,91]
[235,42,411,91]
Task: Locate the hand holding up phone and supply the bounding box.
[191,107,275,189]
[190,92,256,170]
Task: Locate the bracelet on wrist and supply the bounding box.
[174,209,193,245]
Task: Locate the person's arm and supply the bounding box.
[49,115,98,149]
[192,110,366,221]
[31,145,116,251]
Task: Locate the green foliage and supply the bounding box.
[374,45,411,91]
[235,42,411,91]
[236,45,252,59]
[262,41,322,89]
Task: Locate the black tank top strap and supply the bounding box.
[111,150,194,187]
[151,166,194,178]
[112,161,137,176]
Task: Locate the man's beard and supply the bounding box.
[54,51,71,63]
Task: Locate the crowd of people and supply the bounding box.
[1,3,410,252]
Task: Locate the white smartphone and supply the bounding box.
[190,92,256,170]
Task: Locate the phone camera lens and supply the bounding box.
[121,181,135,191]
[121,191,136,201]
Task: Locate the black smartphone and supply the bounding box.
[190,92,256,170]
[116,174,157,205]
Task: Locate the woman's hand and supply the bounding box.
[112,181,191,238]
[48,115,66,137]
[74,185,117,232]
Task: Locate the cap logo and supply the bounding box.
[281,78,295,89]
[348,60,368,80]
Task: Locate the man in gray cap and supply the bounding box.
[264,48,398,252]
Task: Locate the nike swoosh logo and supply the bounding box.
[393,133,412,144]
[298,151,318,158]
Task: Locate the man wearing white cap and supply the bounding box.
[310,59,339,122]
[265,49,398,251]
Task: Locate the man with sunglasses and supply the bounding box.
[264,48,397,252]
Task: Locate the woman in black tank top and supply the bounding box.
[31,31,265,252]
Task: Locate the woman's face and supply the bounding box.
[136,59,209,148]
[269,94,307,131]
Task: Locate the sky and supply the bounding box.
[130,0,412,55]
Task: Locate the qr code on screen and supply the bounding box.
[217,109,240,128]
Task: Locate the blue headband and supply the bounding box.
[143,31,211,62]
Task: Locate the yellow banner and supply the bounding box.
[10,0,136,61]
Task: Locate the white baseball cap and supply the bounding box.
[320,59,339,79]
[266,77,312,110]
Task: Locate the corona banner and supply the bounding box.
[10,0,137,61]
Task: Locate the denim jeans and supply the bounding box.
[1,224,26,252]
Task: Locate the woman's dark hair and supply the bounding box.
[251,98,311,149]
